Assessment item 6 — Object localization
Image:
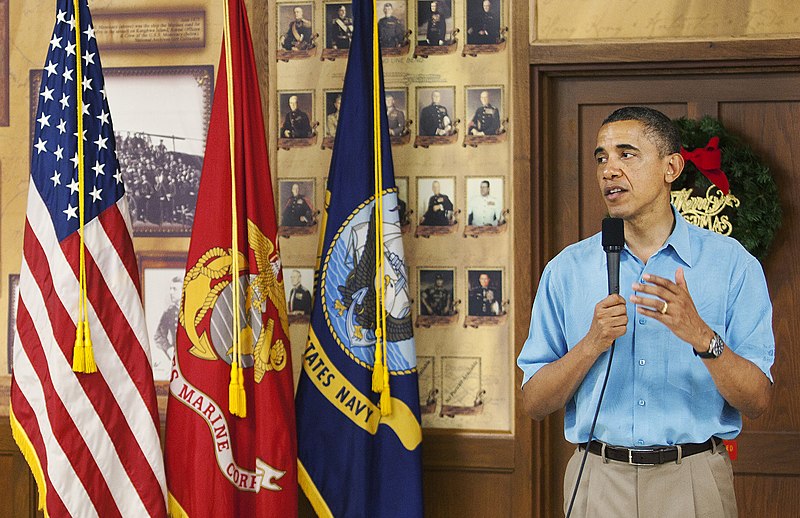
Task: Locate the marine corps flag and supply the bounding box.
[295,1,424,517]
[164,0,297,516]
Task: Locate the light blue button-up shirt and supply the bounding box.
[517,208,775,447]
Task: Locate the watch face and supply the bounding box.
[711,333,725,357]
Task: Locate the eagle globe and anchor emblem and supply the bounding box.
[322,189,417,375]
[180,220,289,380]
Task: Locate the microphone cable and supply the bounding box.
[565,340,616,518]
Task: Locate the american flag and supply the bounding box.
[9,0,168,516]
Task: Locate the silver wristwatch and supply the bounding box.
[695,331,724,359]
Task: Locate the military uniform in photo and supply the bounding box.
[378,13,405,48]
[425,12,447,45]
[288,284,312,315]
[282,193,314,226]
[281,107,313,138]
[469,193,501,226]
[421,279,453,316]
[470,103,501,135]
[387,105,406,136]
[420,102,451,136]
[469,284,501,316]
[282,17,313,50]
[422,192,453,226]
[468,5,500,44]
[330,12,353,49]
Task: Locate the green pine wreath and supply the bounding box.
[672,116,781,261]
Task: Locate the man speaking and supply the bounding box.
[518,107,775,517]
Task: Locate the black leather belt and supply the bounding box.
[580,438,718,465]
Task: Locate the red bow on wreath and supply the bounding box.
[679,136,730,196]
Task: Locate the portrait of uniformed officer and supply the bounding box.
[467,178,503,226]
[279,93,313,138]
[467,0,501,45]
[326,92,342,137]
[417,0,452,46]
[419,178,455,226]
[280,180,315,227]
[467,88,502,136]
[419,269,455,316]
[279,5,314,51]
[286,269,313,315]
[385,90,408,137]
[378,2,406,48]
[327,3,354,49]
[468,270,503,316]
[418,89,454,137]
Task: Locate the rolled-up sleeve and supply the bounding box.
[517,263,569,387]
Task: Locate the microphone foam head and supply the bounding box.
[602,217,625,250]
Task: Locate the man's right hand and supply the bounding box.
[583,294,627,355]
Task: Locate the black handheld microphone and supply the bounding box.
[602,217,624,295]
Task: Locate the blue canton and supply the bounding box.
[32,0,123,243]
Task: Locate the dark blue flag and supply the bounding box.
[295,1,423,517]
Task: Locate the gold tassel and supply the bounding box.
[82,321,97,373]
[237,364,247,418]
[229,361,240,415]
[380,385,391,416]
[72,321,86,373]
[372,329,384,393]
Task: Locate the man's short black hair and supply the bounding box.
[601,106,681,157]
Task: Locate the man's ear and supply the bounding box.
[665,152,685,184]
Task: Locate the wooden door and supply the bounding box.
[533,63,800,516]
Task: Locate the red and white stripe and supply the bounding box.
[11,181,167,517]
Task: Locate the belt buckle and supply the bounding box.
[627,448,657,466]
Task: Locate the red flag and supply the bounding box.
[10,0,167,515]
[164,0,297,516]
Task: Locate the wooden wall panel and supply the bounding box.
[423,470,512,517]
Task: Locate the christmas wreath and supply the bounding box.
[671,116,781,261]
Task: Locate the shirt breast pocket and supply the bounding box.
[666,323,723,397]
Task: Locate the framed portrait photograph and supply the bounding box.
[283,266,315,323]
[395,176,411,228]
[416,86,456,137]
[465,268,506,326]
[278,178,318,235]
[465,86,503,136]
[277,91,318,149]
[466,176,505,229]
[465,0,502,45]
[139,252,187,383]
[377,0,411,55]
[417,176,456,227]
[322,90,342,149]
[6,273,19,373]
[29,66,212,237]
[385,88,411,143]
[322,2,353,59]
[416,0,455,46]
[277,2,317,60]
[418,268,455,317]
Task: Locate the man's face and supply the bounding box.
[430,1,437,12]
[334,96,341,110]
[291,183,300,196]
[384,4,393,17]
[483,0,491,12]
[169,279,182,303]
[479,274,490,288]
[594,120,676,222]
[386,95,395,109]
[431,91,441,104]
[288,96,298,111]
[480,182,489,196]
[290,270,301,287]
[480,91,489,106]
[338,6,346,18]
[294,7,303,20]
[432,181,441,195]
[435,278,444,288]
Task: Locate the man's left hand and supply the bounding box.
[630,267,713,353]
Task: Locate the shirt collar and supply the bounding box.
[600,205,693,267]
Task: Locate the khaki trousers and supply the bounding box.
[563,443,737,517]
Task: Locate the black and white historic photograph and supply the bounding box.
[416,87,456,137]
[278,91,315,139]
[466,177,504,226]
[104,66,212,236]
[466,87,503,136]
[418,268,456,316]
[417,177,456,226]
[385,89,410,138]
[395,176,411,227]
[377,1,409,51]
[324,3,354,50]
[283,267,315,322]
[278,3,316,53]
[279,179,317,228]
[325,90,343,138]
[466,0,501,45]
[416,0,454,46]
[467,269,504,317]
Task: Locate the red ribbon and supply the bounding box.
[679,136,730,195]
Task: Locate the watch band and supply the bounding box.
[695,331,724,359]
